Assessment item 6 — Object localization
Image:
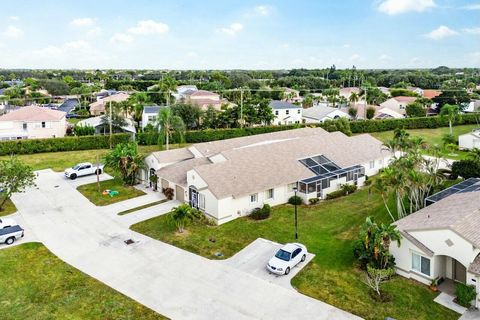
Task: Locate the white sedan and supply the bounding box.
[266,243,307,275]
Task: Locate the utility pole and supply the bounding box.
[109,92,113,149]
[364,87,368,119]
[240,88,244,128]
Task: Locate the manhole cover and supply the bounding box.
[124,239,135,245]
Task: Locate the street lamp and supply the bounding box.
[293,186,298,240]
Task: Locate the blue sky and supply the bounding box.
[0,0,479,69]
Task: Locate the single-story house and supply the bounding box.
[379,96,417,117]
[302,106,350,123]
[89,92,130,116]
[339,87,361,100]
[143,127,391,225]
[375,107,405,119]
[459,128,480,150]
[390,179,480,308]
[464,100,480,114]
[423,90,441,100]
[269,100,302,125]
[77,115,136,135]
[0,106,66,140]
[141,105,164,129]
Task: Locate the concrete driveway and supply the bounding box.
[220,238,315,290]
[11,169,360,320]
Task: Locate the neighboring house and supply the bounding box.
[269,100,302,125]
[282,87,302,103]
[143,127,391,225]
[407,86,424,96]
[464,100,480,113]
[172,85,198,100]
[339,87,361,100]
[141,105,164,129]
[423,89,441,100]
[0,106,66,140]
[183,90,224,110]
[459,128,480,150]
[95,90,118,101]
[302,106,350,123]
[378,86,390,95]
[375,107,405,119]
[390,179,480,309]
[57,98,80,115]
[379,96,417,117]
[89,92,130,116]
[77,115,136,135]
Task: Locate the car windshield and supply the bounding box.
[72,165,81,170]
[275,249,291,261]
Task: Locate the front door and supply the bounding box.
[189,187,199,209]
[453,259,467,283]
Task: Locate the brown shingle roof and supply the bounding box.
[0,106,66,121]
[395,191,480,247]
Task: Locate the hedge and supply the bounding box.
[0,134,131,156]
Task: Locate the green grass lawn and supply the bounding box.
[0,145,161,172]
[118,199,168,216]
[66,118,82,125]
[370,124,478,160]
[0,199,17,217]
[131,189,458,320]
[77,178,145,206]
[0,242,166,320]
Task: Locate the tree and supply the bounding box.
[157,107,186,150]
[349,92,359,107]
[99,113,128,134]
[104,143,144,185]
[202,106,219,129]
[158,76,177,106]
[255,99,275,125]
[171,104,203,129]
[433,89,470,110]
[302,95,314,108]
[169,204,202,233]
[439,104,460,134]
[348,107,358,118]
[451,160,480,179]
[0,157,36,211]
[364,266,395,297]
[366,107,376,119]
[406,102,426,118]
[468,148,480,163]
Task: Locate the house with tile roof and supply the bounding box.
[379,96,417,118]
[390,180,480,309]
[143,127,391,224]
[89,92,130,116]
[0,105,67,140]
[183,90,225,111]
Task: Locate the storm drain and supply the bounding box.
[124,239,135,245]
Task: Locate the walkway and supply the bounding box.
[11,169,359,320]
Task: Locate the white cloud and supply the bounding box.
[8,16,19,21]
[378,0,436,15]
[254,5,271,16]
[64,40,91,50]
[350,53,361,61]
[86,26,103,37]
[343,44,351,48]
[186,51,198,58]
[379,54,392,61]
[425,25,458,40]
[70,17,95,27]
[127,20,169,35]
[219,23,243,36]
[461,3,480,10]
[110,33,134,44]
[3,25,23,38]
[463,27,480,35]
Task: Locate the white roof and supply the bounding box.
[77,116,136,133]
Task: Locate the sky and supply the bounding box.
[0,0,479,69]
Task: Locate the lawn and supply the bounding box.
[0,199,17,217]
[370,124,478,160]
[131,189,458,320]
[0,145,161,172]
[77,178,145,206]
[0,242,166,320]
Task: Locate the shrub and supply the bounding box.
[308,197,320,205]
[74,124,96,136]
[441,133,456,146]
[326,189,345,200]
[366,107,376,119]
[455,283,476,307]
[451,160,480,179]
[162,187,174,200]
[326,184,358,200]
[288,195,303,205]
[250,204,271,220]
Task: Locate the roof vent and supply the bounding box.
[445,239,454,247]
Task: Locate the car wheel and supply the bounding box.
[70,174,77,180]
[284,267,290,275]
[5,237,15,245]
[301,254,306,262]
[95,169,102,175]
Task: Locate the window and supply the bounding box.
[22,123,27,130]
[286,110,290,115]
[288,183,297,192]
[198,193,205,210]
[250,193,258,203]
[378,159,383,167]
[297,109,301,114]
[265,188,274,199]
[292,248,301,258]
[148,116,157,122]
[411,252,431,276]
[369,160,375,169]
[275,110,279,116]
[41,122,46,128]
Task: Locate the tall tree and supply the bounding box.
[104,143,144,185]
[439,104,460,134]
[157,107,186,150]
[158,76,178,106]
[0,157,36,211]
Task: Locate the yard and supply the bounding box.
[77,178,145,206]
[370,124,478,160]
[0,242,166,320]
[0,199,17,217]
[131,188,458,320]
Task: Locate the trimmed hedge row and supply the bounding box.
[0,134,131,156]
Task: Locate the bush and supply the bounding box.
[451,160,480,179]
[74,124,96,136]
[288,195,303,205]
[250,204,271,220]
[455,283,476,307]
[441,133,456,146]
[0,134,131,156]
[326,184,358,200]
[326,189,346,200]
[162,187,174,200]
[308,198,320,205]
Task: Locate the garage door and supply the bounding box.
[175,185,184,202]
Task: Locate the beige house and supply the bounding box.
[143,127,391,225]
[0,106,67,140]
[379,96,417,117]
[183,90,224,110]
[89,92,130,116]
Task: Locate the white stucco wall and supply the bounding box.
[0,118,66,140]
[459,133,480,150]
[272,108,302,125]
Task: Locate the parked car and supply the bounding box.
[0,217,17,229]
[0,225,24,245]
[266,243,307,275]
[64,162,104,180]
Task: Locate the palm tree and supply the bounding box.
[156,107,186,150]
[103,143,144,185]
[439,104,460,135]
[169,203,201,233]
[158,76,177,106]
[349,92,359,108]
